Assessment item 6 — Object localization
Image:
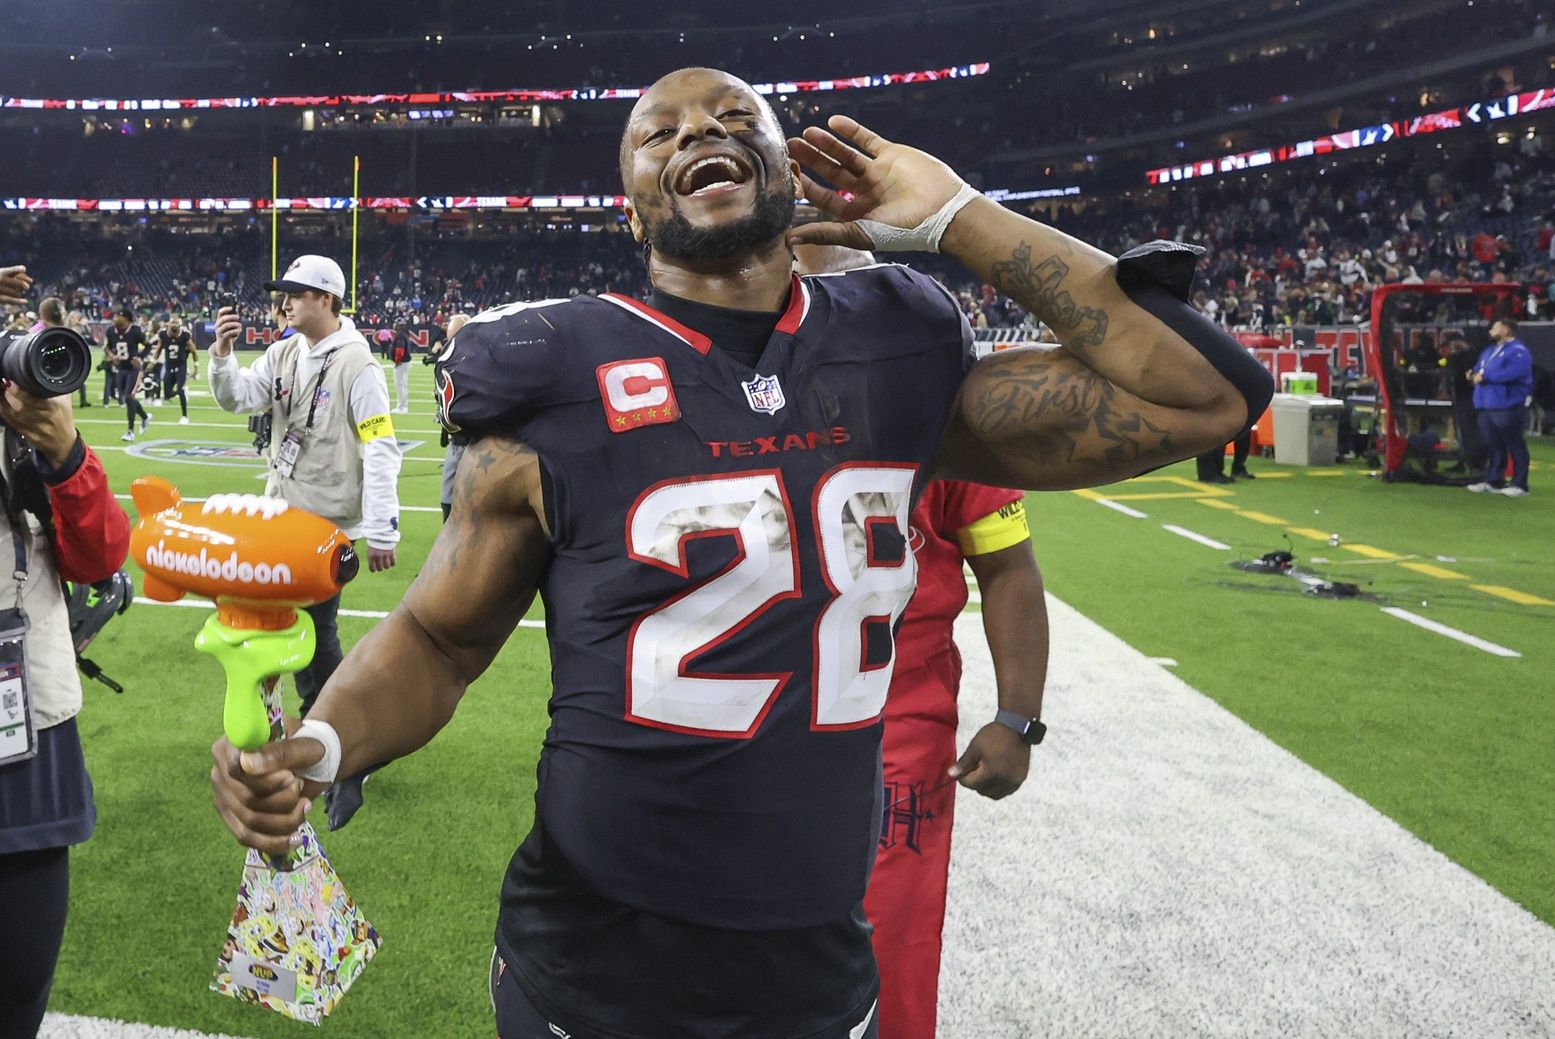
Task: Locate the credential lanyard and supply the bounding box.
[284,346,338,432]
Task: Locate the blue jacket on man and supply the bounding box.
[1472,337,1533,410]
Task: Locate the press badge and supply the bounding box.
[0,606,36,767]
[274,430,305,480]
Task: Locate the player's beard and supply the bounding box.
[645,177,794,263]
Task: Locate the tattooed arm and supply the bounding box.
[932,205,1243,487]
[211,435,549,853]
[311,435,549,776]
[789,117,1251,490]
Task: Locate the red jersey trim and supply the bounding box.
[599,293,713,355]
[601,275,811,353]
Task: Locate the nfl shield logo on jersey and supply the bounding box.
[741,374,785,415]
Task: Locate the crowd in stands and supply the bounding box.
[4,130,1554,343]
[1046,132,1555,329]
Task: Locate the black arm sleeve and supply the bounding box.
[1115,241,1275,431]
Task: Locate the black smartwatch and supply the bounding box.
[994,708,1046,746]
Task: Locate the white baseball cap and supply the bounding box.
[265,254,346,298]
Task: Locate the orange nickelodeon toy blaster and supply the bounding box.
[129,476,379,1024]
[130,475,358,750]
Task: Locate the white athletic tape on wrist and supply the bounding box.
[293,719,342,784]
[855,182,982,254]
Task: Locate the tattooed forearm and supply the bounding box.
[987,242,1109,354]
[963,352,1174,479]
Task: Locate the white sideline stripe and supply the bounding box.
[1161,524,1230,550]
[1095,498,1148,519]
[1147,656,1179,666]
[1381,607,1521,657]
[941,600,1555,1035]
[129,596,545,628]
[112,493,445,514]
[41,1016,252,1039]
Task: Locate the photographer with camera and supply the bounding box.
[0,266,131,1039]
[105,310,150,443]
[207,255,401,830]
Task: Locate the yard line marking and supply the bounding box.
[77,418,242,431]
[1095,499,1147,519]
[1250,471,1292,478]
[112,493,445,514]
[130,596,547,628]
[1197,499,1240,511]
[1286,527,1331,541]
[1305,470,1347,477]
[1162,525,1230,550]
[1381,608,1521,657]
[1146,657,1179,667]
[93,444,448,463]
[132,596,389,619]
[1342,544,1402,560]
[1236,510,1291,525]
[1398,562,1470,581]
[1471,585,1555,607]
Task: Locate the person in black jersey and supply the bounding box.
[104,311,149,442]
[156,314,197,423]
[209,68,1271,1039]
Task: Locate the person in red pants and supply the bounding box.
[865,480,1049,1039]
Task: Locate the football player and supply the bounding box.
[211,67,1272,1038]
[156,314,197,424]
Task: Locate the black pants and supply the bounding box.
[1478,405,1530,490]
[1196,430,1250,479]
[0,847,70,1039]
[101,367,117,405]
[115,369,146,431]
[491,955,878,1039]
[164,367,189,417]
[296,592,344,716]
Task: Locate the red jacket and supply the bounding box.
[37,437,131,584]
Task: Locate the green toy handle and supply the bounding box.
[194,613,316,752]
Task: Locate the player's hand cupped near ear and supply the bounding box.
[787,116,967,249]
[949,722,1031,800]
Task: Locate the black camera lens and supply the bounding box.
[0,326,92,398]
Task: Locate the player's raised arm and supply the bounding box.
[210,434,550,855]
[788,117,1272,491]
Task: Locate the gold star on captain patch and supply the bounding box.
[614,416,628,428]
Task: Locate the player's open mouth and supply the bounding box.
[675,153,754,197]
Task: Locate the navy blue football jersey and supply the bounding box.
[438,265,972,931]
[105,324,147,369]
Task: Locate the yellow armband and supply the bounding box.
[956,499,1030,556]
[356,413,395,443]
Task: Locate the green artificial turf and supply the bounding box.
[48,360,1555,1036]
[55,367,543,1037]
[1022,442,1555,927]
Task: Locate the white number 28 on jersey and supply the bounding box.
[626,464,918,738]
